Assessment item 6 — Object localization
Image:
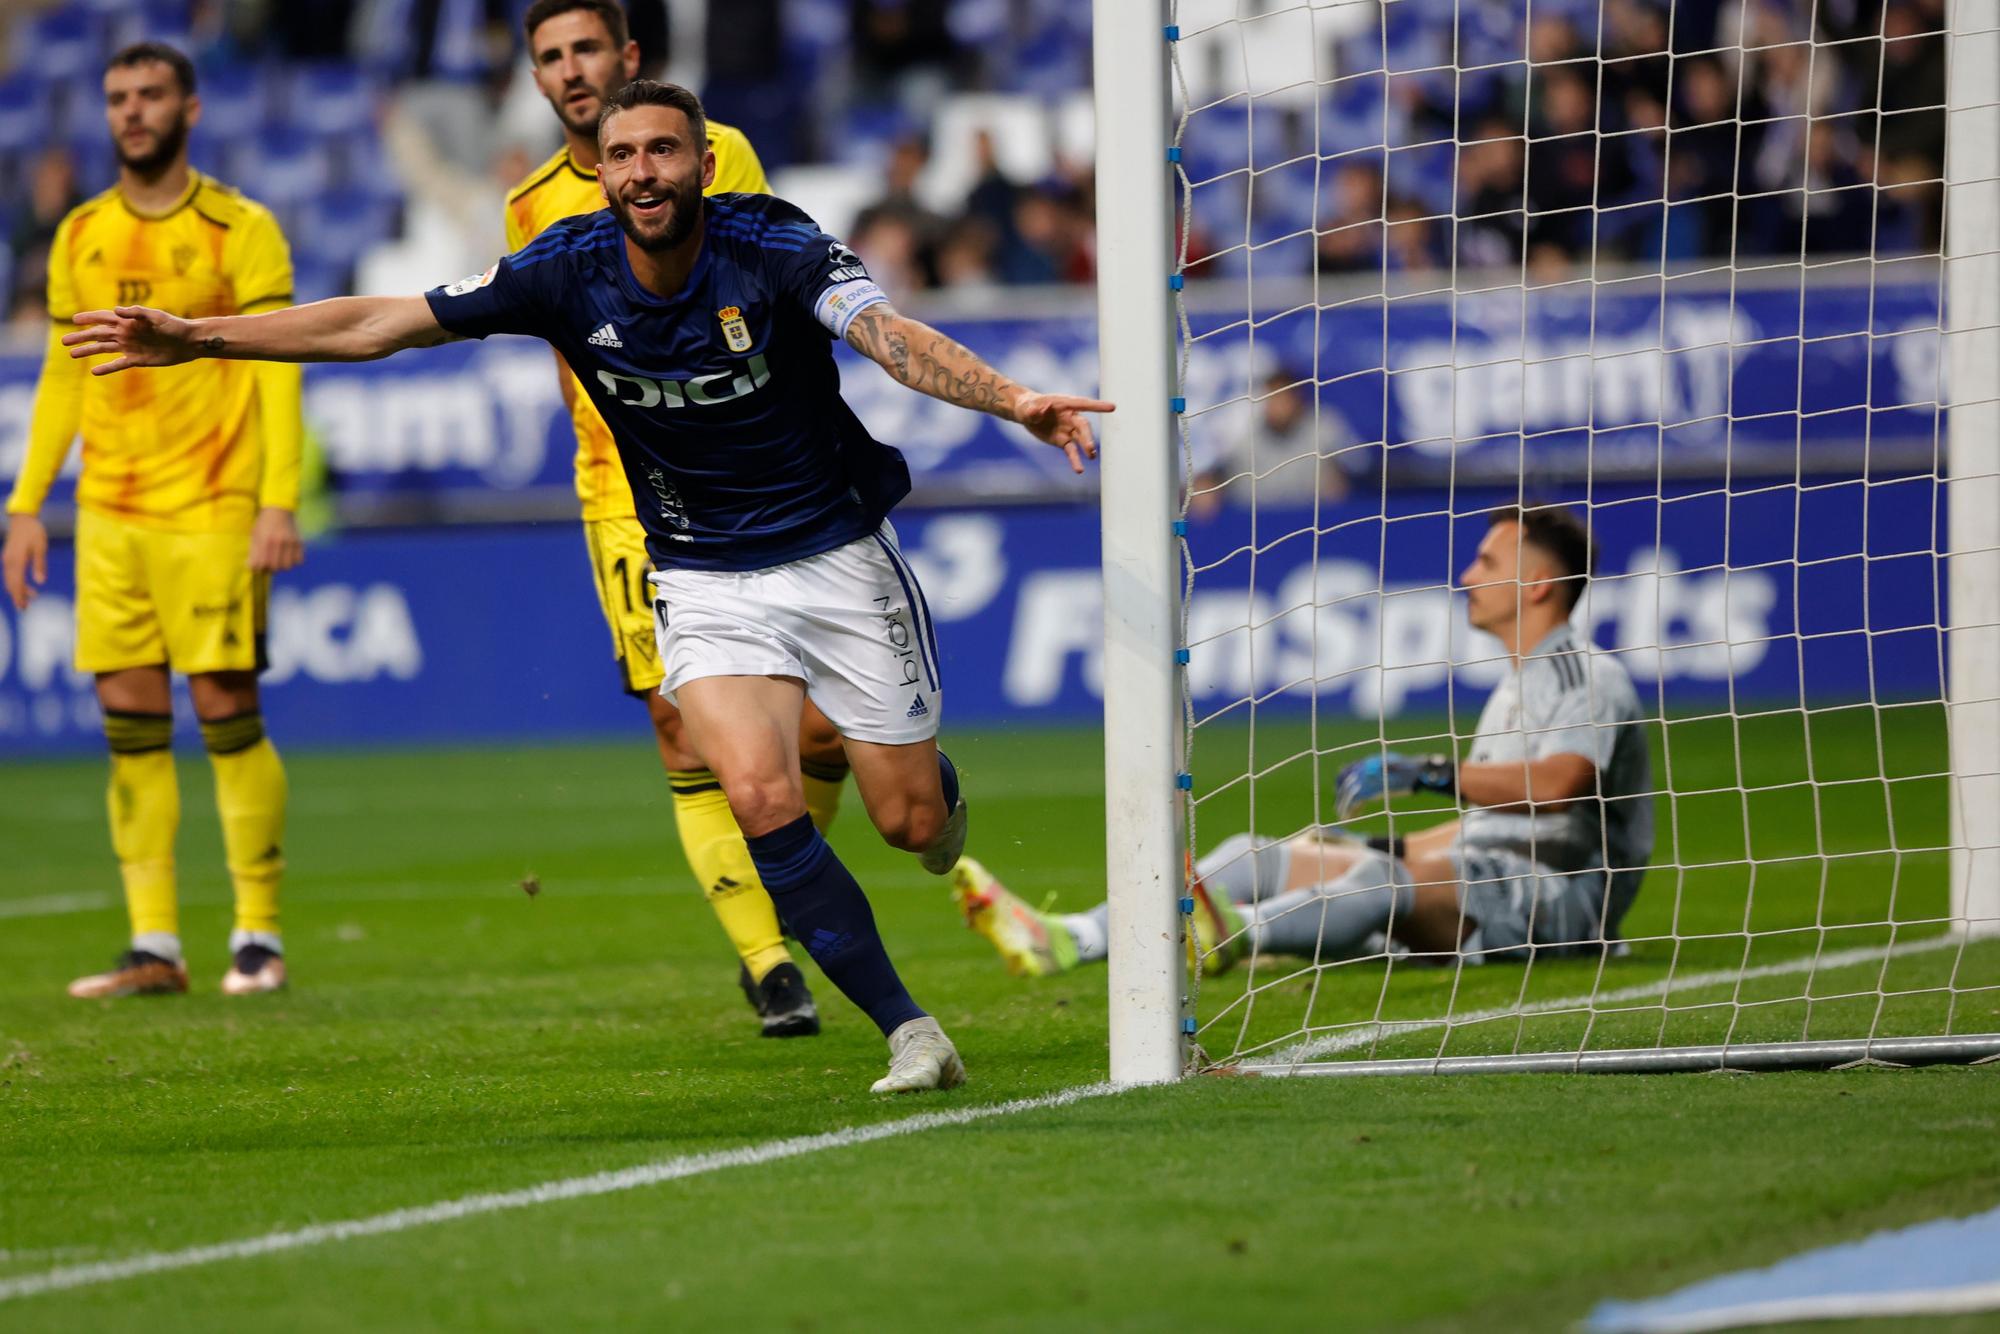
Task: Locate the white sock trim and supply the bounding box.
[130,932,183,963]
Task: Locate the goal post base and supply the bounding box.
[1226,1034,2000,1078]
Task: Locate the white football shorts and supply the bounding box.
[649,521,943,745]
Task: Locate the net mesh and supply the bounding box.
[1162,0,2000,1072]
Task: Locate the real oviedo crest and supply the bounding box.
[717,306,752,353]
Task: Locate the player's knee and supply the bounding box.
[873,795,944,852]
[798,713,845,769]
[652,700,700,760]
[720,773,805,838]
[189,670,258,720]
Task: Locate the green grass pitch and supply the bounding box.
[2,715,1996,1331]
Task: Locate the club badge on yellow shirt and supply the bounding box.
[718,306,752,352]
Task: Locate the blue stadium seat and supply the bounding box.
[1319,77,1388,157]
[67,137,117,194]
[297,189,401,273]
[15,8,98,84]
[0,77,53,156]
[289,253,346,306]
[236,125,333,213]
[282,63,380,139]
[194,64,271,137]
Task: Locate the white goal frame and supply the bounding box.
[1093,0,2000,1083]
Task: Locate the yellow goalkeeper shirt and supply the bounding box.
[5,171,303,532]
[503,121,770,522]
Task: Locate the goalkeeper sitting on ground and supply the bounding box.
[950,505,1656,974]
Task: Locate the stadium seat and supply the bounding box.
[0,76,52,155]
[194,64,271,135]
[236,124,333,213]
[289,253,346,306]
[281,63,380,139]
[297,190,402,274]
[15,8,98,85]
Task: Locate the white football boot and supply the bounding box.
[870,1016,967,1093]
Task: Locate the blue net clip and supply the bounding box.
[1168,273,1184,290]
[1166,146,1182,164]
[1182,1017,1198,1035]
[1164,25,1181,40]
[1172,518,1188,536]
[1176,772,1193,791]
[1170,396,1186,413]
[1174,648,1190,665]
[1179,896,1195,914]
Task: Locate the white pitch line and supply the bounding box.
[1257,934,1964,1067]
[0,892,112,920]
[0,1081,1121,1304]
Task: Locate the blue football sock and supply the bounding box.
[937,749,960,812]
[744,813,926,1036]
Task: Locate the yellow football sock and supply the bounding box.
[669,768,791,982]
[202,712,287,937]
[800,755,849,834]
[104,711,179,940]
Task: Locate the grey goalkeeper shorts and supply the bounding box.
[1451,845,1608,960]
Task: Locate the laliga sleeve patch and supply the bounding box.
[442,266,497,297]
[814,278,889,339]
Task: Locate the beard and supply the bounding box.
[608,170,704,253]
[115,114,188,178]
[553,77,619,137]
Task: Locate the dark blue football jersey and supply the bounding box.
[424,195,911,572]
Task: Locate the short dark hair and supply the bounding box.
[597,79,705,147]
[1489,503,1595,611]
[523,0,630,50]
[106,42,197,96]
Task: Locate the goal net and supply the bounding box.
[1093,0,2000,1078]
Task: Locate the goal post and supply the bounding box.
[1092,0,2000,1078]
[1093,0,1186,1085]
[1946,0,2000,941]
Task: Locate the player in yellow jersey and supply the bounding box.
[2,44,302,999]
[509,0,848,1036]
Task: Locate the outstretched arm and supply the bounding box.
[62,296,460,375]
[843,302,1112,474]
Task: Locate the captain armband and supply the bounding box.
[813,279,889,339]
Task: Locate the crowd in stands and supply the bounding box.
[0,0,1956,346]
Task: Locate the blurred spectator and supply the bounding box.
[1384,197,1446,273]
[849,206,925,298]
[1316,161,1384,275]
[962,130,1018,235]
[1527,68,1635,257]
[0,0,1954,313]
[850,0,963,114]
[934,217,999,289]
[996,182,1091,286]
[1191,368,1361,517]
[855,133,949,259]
[1456,118,1526,269]
[6,148,80,323]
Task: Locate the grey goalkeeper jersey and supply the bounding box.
[1458,624,1655,933]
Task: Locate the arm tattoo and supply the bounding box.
[846,306,1018,419]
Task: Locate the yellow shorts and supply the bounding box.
[73,508,267,676]
[581,516,664,694]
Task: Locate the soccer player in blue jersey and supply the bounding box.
[66,80,1112,1094]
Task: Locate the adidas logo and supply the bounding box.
[906,694,929,719]
[587,323,623,348]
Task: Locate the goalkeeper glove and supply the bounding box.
[1334,752,1456,819]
